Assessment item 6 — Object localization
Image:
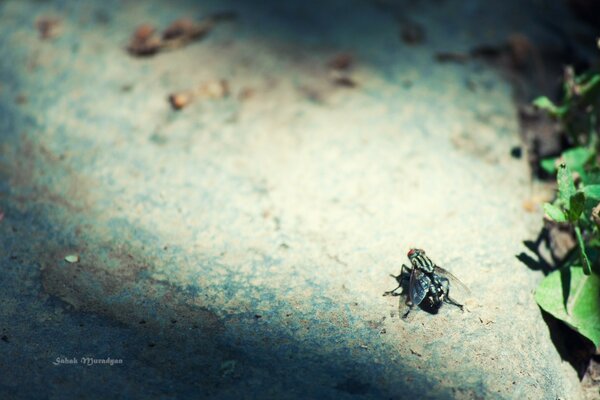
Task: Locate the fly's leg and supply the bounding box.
[445,295,464,311]
[440,277,464,311]
[403,290,416,316]
[383,264,411,297]
[382,275,402,297]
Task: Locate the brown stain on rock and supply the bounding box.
[0,134,92,213]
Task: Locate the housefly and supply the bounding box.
[384,248,469,318]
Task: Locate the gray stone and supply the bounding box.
[0,0,584,398]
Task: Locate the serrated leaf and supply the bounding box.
[557,163,576,206]
[535,266,600,347]
[568,192,585,221]
[543,203,567,222]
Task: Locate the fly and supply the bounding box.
[384,248,469,318]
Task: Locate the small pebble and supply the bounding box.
[64,254,79,263]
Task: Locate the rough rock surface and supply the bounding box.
[0,0,584,398]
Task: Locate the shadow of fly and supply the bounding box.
[384,248,469,318]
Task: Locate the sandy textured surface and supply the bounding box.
[0,0,584,398]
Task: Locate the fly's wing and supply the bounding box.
[433,265,470,297]
[409,268,431,306]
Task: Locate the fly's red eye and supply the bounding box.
[407,249,416,257]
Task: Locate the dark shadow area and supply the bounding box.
[540,309,596,380]
[518,225,595,380]
[560,266,572,310]
[518,224,578,275]
[516,251,553,274]
[1,197,433,399]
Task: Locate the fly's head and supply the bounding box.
[407,248,425,265]
[407,248,423,259]
[407,248,434,273]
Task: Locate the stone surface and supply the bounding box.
[0,0,584,398]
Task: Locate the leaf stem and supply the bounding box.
[574,224,592,275]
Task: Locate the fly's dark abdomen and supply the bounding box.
[386,248,468,318]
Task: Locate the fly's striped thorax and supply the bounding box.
[410,253,435,273]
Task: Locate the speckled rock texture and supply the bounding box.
[0,0,584,398]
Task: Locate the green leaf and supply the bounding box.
[568,192,585,221]
[535,266,600,347]
[543,203,567,222]
[540,157,557,174]
[557,163,576,206]
[562,147,594,177]
[575,226,592,275]
[575,70,598,85]
[533,96,569,118]
[580,74,600,97]
[583,185,600,201]
[533,96,559,115]
[582,168,600,185]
